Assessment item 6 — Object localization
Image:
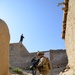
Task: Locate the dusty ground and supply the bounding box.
[11,67,65,75]
[51,67,65,75]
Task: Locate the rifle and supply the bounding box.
[30,59,40,70]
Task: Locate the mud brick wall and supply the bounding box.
[50,50,68,68]
[10,43,68,69]
[65,0,75,70]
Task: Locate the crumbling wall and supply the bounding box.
[65,0,75,68]
[59,0,75,75]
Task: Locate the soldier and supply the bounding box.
[19,34,24,43]
[36,52,52,75]
[30,57,40,75]
[30,57,37,75]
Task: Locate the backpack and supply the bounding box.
[45,57,52,70]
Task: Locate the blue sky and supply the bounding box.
[0,0,65,52]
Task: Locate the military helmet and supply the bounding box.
[37,52,44,56]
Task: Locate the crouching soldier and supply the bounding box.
[36,52,52,75]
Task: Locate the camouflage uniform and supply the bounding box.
[37,52,52,75]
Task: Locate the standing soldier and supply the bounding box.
[19,34,24,43]
[36,52,52,75]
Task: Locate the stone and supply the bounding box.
[0,19,11,75]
